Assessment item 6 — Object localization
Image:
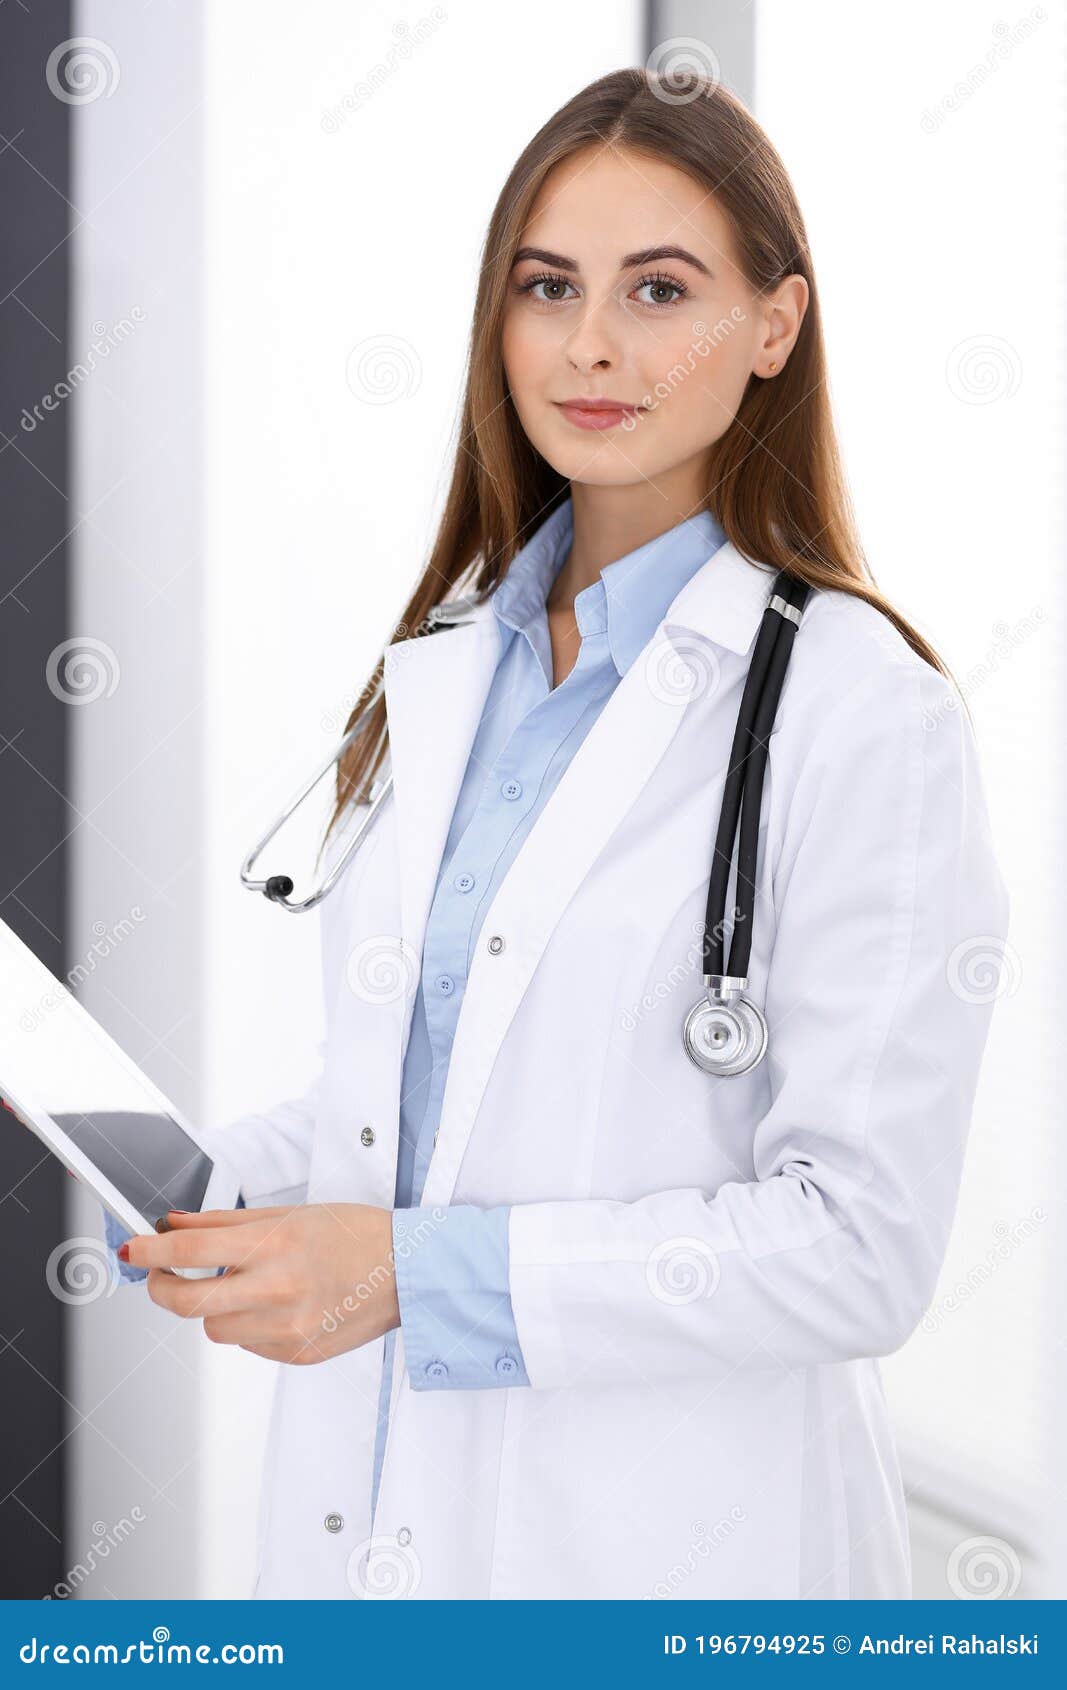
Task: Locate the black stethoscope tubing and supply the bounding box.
[703,569,812,981]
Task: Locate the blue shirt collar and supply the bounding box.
[489,495,726,679]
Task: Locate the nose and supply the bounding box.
[563,288,622,374]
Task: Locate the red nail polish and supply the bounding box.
[168,1208,189,1215]
[117,1242,130,1262]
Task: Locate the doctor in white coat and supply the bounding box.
[121,69,1011,1601]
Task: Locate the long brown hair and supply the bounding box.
[324,65,952,852]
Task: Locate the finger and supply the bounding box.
[146,1265,270,1320]
[127,1217,281,1272]
[162,1205,294,1229]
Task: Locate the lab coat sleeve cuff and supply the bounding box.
[100,1190,245,1286]
[392,1204,530,1391]
[101,1205,147,1286]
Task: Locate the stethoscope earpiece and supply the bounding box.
[682,977,768,1077]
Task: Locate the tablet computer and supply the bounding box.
[0,914,220,1248]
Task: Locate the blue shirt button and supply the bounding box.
[501,779,522,801]
[426,1359,449,1381]
[453,871,475,893]
[435,973,455,996]
[495,1354,518,1378]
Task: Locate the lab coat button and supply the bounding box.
[324,1513,344,1533]
[397,1527,412,1547]
[425,1359,448,1381]
[360,1126,375,1147]
[487,934,504,955]
[495,1354,518,1377]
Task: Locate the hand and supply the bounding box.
[122,1203,400,1364]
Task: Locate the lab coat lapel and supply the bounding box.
[385,539,776,1210]
[419,621,699,1210]
[381,606,501,1002]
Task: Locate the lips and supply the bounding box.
[555,398,642,431]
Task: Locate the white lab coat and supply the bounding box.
[200,538,1009,1600]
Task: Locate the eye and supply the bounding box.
[515,270,579,305]
[631,271,689,308]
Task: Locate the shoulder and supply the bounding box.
[783,576,959,737]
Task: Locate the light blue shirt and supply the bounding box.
[106,491,726,1521]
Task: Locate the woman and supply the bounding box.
[116,67,1009,1600]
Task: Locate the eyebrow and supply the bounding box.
[512,243,714,279]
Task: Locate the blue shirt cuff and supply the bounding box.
[393,1204,530,1391]
[102,1191,245,1284]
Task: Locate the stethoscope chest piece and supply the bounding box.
[682,976,768,1077]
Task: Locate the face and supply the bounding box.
[501,144,806,494]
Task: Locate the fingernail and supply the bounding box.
[117,1242,130,1262]
[168,1208,189,1215]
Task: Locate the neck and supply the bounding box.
[547,463,714,614]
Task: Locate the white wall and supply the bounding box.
[754,0,1063,1596]
[69,0,643,1598]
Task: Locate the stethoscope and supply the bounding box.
[241,573,811,1078]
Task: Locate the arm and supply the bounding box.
[493,657,1008,1388]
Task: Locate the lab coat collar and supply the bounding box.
[432,532,777,660]
[487,497,734,678]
